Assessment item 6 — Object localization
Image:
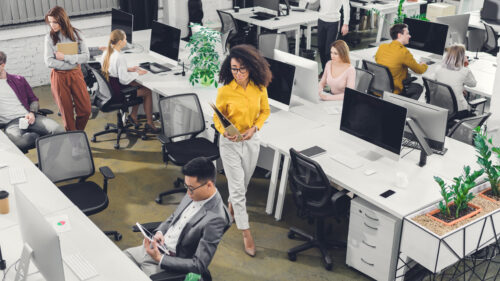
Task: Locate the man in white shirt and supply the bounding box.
[309,0,350,71]
[0,51,63,151]
[124,157,231,280]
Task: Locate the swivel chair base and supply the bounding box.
[91,111,147,149]
[104,230,122,241]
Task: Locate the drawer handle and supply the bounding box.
[362,240,376,249]
[363,222,378,231]
[361,258,374,267]
[364,213,379,221]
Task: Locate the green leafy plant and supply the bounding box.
[434,166,483,218]
[368,0,428,25]
[474,126,500,197]
[186,24,221,88]
[434,176,452,217]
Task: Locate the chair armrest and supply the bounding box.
[132,221,162,233]
[120,86,138,98]
[210,124,220,145]
[468,98,487,107]
[99,166,115,180]
[402,76,417,85]
[331,189,351,217]
[37,109,54,116]
[158,134,169,144]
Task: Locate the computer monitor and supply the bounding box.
[404,18,448,56]
[383,92,448,152]
[340,88,407,161]
[266,57,296,111]
[14,185,65,281]
[436,14,470,47]
[111,8,133,44]
[273,49,319,104]
[254,0,280,14]
[150,21,181,64]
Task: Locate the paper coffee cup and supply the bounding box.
[19,117,29,129]
[0,190,9,214]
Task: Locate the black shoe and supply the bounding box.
[127,115,140,129]
[145,123,161,134]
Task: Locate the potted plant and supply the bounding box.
[186,24,221,88]
[474,127,500,202]
[369,0,429,25]
[429,166,483,226]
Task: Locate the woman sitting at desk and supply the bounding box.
[430,44,477,119]
[318,40,355,101]
[100,29,160,133]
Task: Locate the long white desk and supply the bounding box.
[350,46,497,98]
[468,10,500,32]
[224,7,318,55]
[0,131,151,281]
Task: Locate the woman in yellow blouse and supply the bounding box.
[214,44,272,257]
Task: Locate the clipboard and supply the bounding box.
[209,103,243,142]
[56,42,78,55]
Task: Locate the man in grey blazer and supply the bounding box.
[124,157,231,279]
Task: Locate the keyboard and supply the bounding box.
[251,12,275,20]
[329,153,364,169]
[9,167,26,184]
[64,253,98,280]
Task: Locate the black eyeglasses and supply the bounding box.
[183,181,208,193]
[231,67,247,74]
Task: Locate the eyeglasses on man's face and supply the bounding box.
[183,181,208,193]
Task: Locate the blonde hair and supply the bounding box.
[330,40,351,64]
[443,44,466,70]
[101,29,126,81]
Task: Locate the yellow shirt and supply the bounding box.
[375,40,428,94]
[214,80,270,134]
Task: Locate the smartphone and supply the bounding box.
[300,146,326,158]
[380,189,395,198]
[136,222,168,254]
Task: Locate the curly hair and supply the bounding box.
[218,44,272,90]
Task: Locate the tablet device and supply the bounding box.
[300,146,326,157]
[135,222,169,254]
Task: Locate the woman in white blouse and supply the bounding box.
[100,29,160,133]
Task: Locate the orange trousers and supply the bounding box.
[50,67,91,131]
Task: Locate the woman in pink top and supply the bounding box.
[318,40,355,101]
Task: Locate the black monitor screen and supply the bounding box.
[112,8,133,44]
[254,0,280,12]
[404,18,448,55]
[340,88,407,155]
[150,21,181,61]
[266,57,296,107]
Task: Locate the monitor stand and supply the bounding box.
[14,243,33,281]
[357,150,383,161]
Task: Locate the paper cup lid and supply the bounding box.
[0,190,9,199]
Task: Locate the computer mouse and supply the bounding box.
[274,17,279,20]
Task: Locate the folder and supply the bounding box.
[56,42,78,55]
[209,103,243,142]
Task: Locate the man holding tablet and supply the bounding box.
[124,157,231,279]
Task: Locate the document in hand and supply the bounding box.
[135,222,169,254]
[56,42,78,55]
[209,103,243,141]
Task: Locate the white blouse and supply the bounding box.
[100,50,138,85]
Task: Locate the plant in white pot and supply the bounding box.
[187,24,221,87]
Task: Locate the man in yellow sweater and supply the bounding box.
[375,23,428,100]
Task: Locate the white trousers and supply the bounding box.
[219,133,260,230]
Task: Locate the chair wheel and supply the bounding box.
[114,144,120,149]
[287,231,295,239]
[105,125,110,130]
[91,136,96,142]
[115,233,123,241]
[174,180,181,188]
[288,252,297,261]
[141,135,147,140]
[155,197,163,204]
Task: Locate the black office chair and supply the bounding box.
[0,108,54,154]
[354,67,374,95]
[362,60,394,96]
[221,29,233,55]
[155,94,220,204]
[447,112,491,145]
[482,23,499,55]
[217,10,250,47]
[87,66,146,149]
[36,131,122,241]
[422,77,487,131]
[287,148,351,271]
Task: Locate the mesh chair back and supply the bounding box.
[37,131,94,183]
[258,33,289,58]
[159,93,206,139]
[362,60,394,95]
[305,1,320,11]
[289,148,335,214]
[483,23,497,52]
[447,113,491,145]
[89,67,113,107]
[221,29,233,55]
[423,78,457,120]
[354,67,374,94]
[217,10,237,36]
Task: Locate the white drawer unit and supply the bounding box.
[346,197,402,281]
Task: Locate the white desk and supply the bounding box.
[224,7,318,55]
[468,10,500,32]
[0,131,151,281]
[350,46,497,98]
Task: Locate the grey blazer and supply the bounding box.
[155,191,231,277]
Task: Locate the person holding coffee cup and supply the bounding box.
[0,51,64,151]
